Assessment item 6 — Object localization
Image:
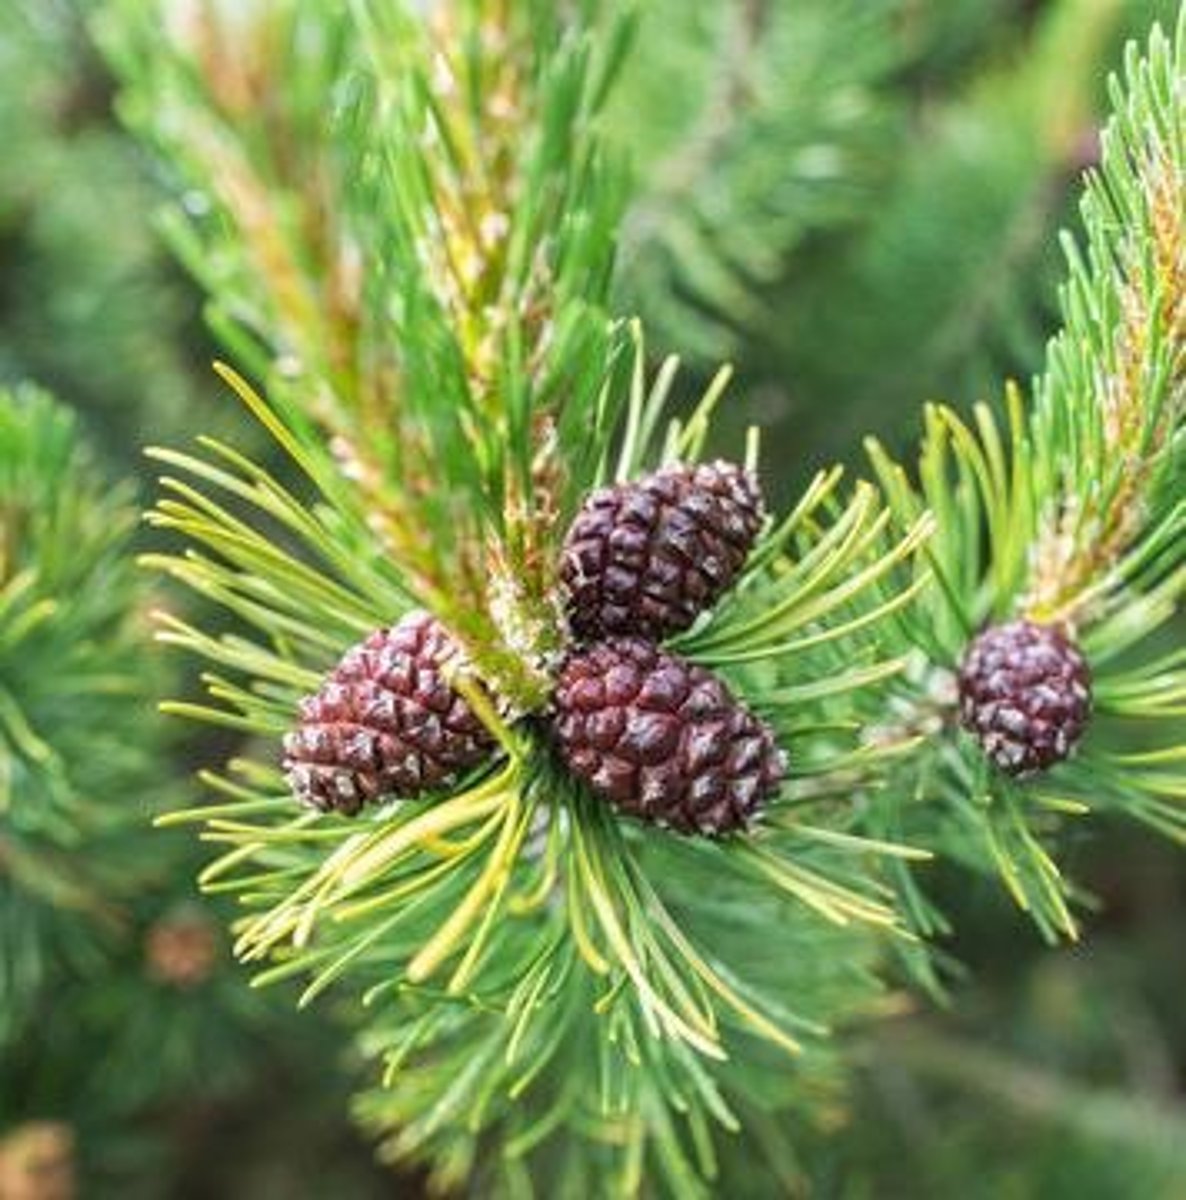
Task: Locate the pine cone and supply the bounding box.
[551,638,784,835]
[283,611,495,815]
[561,460,764,642]
[957,619,1092,777]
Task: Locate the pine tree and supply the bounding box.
[96,1,1184,1195]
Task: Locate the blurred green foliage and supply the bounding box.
[0,1,213,471]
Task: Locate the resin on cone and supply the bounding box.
[561,460,764,642]
[283,611,494,815]
[957,619,1091,776]
[552,638,785,835]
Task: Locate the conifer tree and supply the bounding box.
[97,1,1184,1194]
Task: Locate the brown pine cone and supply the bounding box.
[560,460,764,642]
[957,619,1092,776]
[551,638,784,836]
[283,611,495,815]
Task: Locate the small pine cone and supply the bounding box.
[561,460,764,642]
[145,911,220,989]
[283,611,495,815]
[957,619,1092,777]
[0,1123,75,1200]
[552,638,784,836]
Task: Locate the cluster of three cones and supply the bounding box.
[284,461,784,836]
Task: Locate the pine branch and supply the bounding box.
[864,10,1186,943]
[98,0,942,1183]
[1024,13,1186,624]
[101,0,634,713]
[138,312,930,1188]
